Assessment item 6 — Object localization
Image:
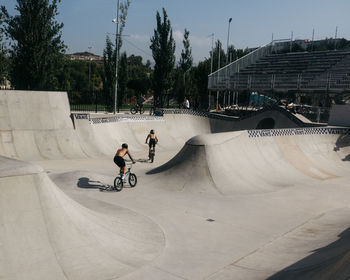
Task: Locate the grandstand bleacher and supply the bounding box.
[208,49,350,94]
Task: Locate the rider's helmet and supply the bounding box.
[122,143,128,149]
[150,129,155,134]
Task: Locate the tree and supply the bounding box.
[1,0,65,90]
[178,29,193,103]
[118,52,128,107]
[193,58,211,109]
[103,36,115,111]
[0,14,9,86]
[150,8,176,107]
[179,29,193,73]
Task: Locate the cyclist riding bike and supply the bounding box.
[113,143,136,180]
[145,129,158,160]
[137,95,145,114]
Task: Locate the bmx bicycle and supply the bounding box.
[130,104,144,115]
[148,148,155,163]
[114,163,137,191]
[147,141,157,163]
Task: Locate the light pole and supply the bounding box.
[225,18,232,108]
[226,18,232,65]
[113,0,120,114]
[208,33,214,111]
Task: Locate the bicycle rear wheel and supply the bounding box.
[130,107,137,114]
[128,173,137,187]
[113,177,124,191]
[150,151,154,163]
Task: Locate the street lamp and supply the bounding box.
[112,0,120,114]
[226,18,232,65]
[226,18,232,108]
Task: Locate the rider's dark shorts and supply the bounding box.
[149,138,156,148]
[114,155,125,168]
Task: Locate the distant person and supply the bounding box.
[287,102,296,114]
[114,143,135,180]
[183,97,190,109]
[137,95,145,114]
[145,129,158,160]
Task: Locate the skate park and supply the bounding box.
[0,88,350,280]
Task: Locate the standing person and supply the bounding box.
[114,143,136,180]
[183,97,190,109]
[145,129,159,160]
[137,95,145,114]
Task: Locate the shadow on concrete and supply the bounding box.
[146,145,189,175]
[342,154,350,161]
[267,227,350,280]
[333,134,350,162]
[77,177,104,189]
[334,134,350,152]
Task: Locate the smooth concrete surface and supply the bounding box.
[0,90,350,280]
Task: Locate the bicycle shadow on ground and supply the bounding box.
[77,177,107,189]
[77,177,117,192]
[333,133,350,161]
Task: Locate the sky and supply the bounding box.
[2,0,350,65]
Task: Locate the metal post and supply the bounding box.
[114,0,120,114]
[334,26,338,50]
[217,41,221,110]
[226,18,232,110]
[209,33,214,111]
[311,28,314,51]
[290,31,293,52]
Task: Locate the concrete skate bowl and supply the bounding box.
[2,90,350,279]
[268,229,350,280]
[0,156,165,279]
[148,127,350,195]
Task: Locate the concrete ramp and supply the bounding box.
[149,128,350,195]
[0,91,86,160]
[0,156,164,280]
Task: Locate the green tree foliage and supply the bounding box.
[227,45,250,63]
[118,52,128,107]
[1,0,65,90]
[211,40,226,72]
[127,55,151,99]
[102,36,115,111]
[193,59,211,109]
[59,57,103,106]
[179,29,193,72]
[150,8,176,106]
[177,29,193,103]
[0,14,9,86]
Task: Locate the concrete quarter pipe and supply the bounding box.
[0,90,350,280]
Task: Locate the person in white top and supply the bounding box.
[183,97,190,109]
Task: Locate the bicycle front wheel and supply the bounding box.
[130,107,137,114]
[129,173,137,187]
[139,107,145,114]
[113,177,124,191]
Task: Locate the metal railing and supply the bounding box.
[210,72,350,92]
[208,42,273,90]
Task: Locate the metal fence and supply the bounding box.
[209,72,350,92]
[208,42,273,90]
